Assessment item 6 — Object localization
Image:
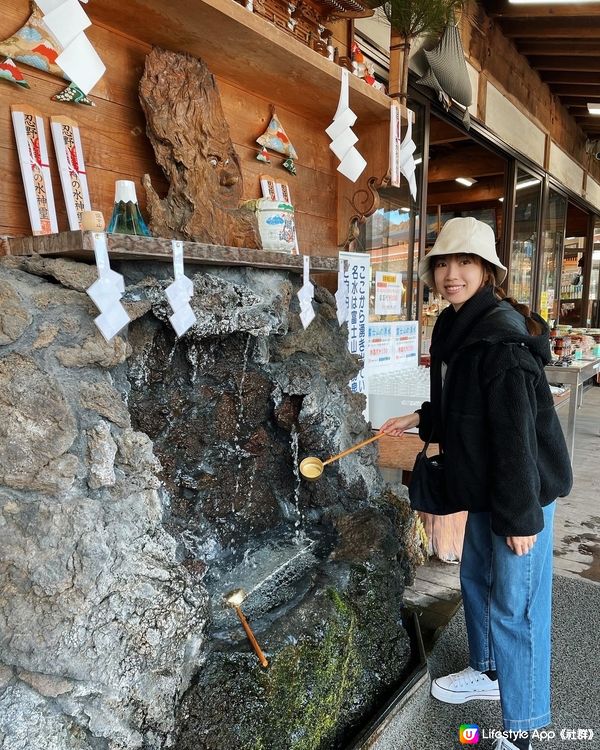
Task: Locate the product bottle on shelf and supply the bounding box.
[108,180,151,236]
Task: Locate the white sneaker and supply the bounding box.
[431,666,500,703]
[492,737,532,750]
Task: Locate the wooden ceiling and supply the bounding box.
[427,117,591,234]
[481,0,600,141]
[427,116,506,209]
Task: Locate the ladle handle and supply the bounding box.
[323,432,385,466]
[235,606,269,668]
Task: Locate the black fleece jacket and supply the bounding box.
[416,289,573,537]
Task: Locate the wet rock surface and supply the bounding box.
[0,256,424,749]
[0,259,206,750]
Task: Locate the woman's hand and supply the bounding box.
[379,413,420,438]
[506,535,537,556]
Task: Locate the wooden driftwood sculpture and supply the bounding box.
[139,48,261,249]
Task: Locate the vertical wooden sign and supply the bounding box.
[50,116,91,230]
[11,106,58,236]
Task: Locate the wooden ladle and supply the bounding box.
[299,432,384,481]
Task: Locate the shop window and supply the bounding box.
[538,188,566,324]
[509,168,542,307]
[361,102,425,430]
[558,240,585,326]
[361,103,424,322]
[557,202,590,327]
[590,218,600,328]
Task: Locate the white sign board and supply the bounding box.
[374,271,403,316]
[365,320,419,374]
[338,251,370,393]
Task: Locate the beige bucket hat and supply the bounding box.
[418,216,507,289]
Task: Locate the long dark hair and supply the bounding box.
[480,260,544,335]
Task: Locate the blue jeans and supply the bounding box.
[459,502,555,732]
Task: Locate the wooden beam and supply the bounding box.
[501,19,600,38]
[572,126,600,134]
[550,85,600,98]
[427,176,504,206]
[477,70,488,123]
[541,70,600,85]
[563,100,600,109]
[527,57,600,72]
[567,106,600,115]
[429,117,469,145]
[518,39,600,56]
[428,146,505,183]
[571,116,600,126]
[485,0,600,18]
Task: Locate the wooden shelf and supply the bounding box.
[6,231,339,273]
[87,0,395,123]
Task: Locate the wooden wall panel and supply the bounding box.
[0,1,163,236]
[0,0,349,257]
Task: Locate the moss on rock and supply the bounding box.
[245,588,360,750]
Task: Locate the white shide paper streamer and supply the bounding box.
[399,108,417,200]
[37,0,105,94]
[166,240,196,337]
[326,69,366,183]
[297,255,315,329]
[86,232,130,341]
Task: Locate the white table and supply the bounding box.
[544,358,600,461]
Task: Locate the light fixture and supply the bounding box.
[400,207,410,212]
[588,103,600,116]
[414,156,423,165]
[515,178,541,190]
[455,176,477,187]
[499,197,505,202]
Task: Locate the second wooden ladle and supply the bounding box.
[299,432,385,481]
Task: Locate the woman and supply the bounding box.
[381,217,572,750]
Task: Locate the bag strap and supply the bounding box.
[417,426,437,459]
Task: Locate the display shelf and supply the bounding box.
[87,0,397,124]
[6,232,339,273]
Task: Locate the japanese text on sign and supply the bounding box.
[365,320,418,373]
[339,252,370,393]
[374,271,403,316]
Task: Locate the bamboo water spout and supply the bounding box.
[224,588,269,668]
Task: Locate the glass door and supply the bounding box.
[361,102,425,322]
[538,187,566,324]
[361,103,426,428]
[558,202,589,327]
[587,217,600,327]
[509,167,542,306]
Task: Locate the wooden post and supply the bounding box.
[389,28,411,103]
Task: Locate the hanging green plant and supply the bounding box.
[365,0,465,101]
[377,0,463,40]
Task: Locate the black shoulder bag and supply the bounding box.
[408,432,452,515]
